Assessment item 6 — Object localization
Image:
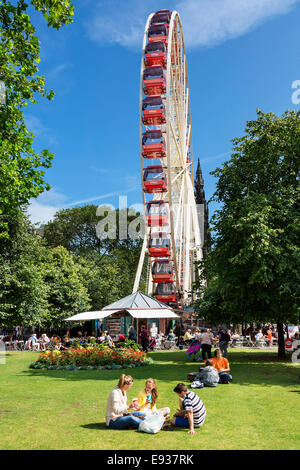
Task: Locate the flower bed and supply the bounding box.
[29,346,153,370]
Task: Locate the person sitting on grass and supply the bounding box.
[106,374,146,430]
[212,349,232,384]
[196,359,219,387]
[133,378,170,418]
[169,383,206,434]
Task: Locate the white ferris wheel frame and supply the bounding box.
[133,11,203,304]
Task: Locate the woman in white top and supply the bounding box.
[194,328,201,341]
[106,374,146,430]
[199,329,214,361]
[40,334,50,351]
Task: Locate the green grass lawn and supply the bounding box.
[0,349,299,450]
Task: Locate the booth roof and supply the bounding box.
[64,308,179,321]
[64,291,180,321]
[102,291,172,310]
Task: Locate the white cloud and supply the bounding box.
[87,0,152,49]
[28,198,63,226]
[69,186,139,207]
[199,151,230,165]
[124,174,140,189]
[27,185,141,225]
[36,188,69,206]
[25,114,49,137]
[178,0,300,48]
[87,0,300,49]
[47,63,72,79]
[90,166,111,175]
[25,114,57,145]
[27,189,69,225]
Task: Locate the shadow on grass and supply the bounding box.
[80,422,183,436]
[20,350,298,388]
[81,422,107,430]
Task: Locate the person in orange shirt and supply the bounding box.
[212,349,232,384]
[266,329,273,346]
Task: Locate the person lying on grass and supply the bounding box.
[169,383,206,434]
[129,378,170,419]
[106,374,146,430]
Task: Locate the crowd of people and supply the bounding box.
[184,327,231,359]
[242,324,280,345]
[0,329,123,351]
[1,323,297,356]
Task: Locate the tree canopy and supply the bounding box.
[0,216,90,328]
[43,204,145,299]
[0,0,74,238]
[195,110,300,356]
[43,204,143,256]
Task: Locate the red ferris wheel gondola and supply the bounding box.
[142,130,166,159]
[152,259,173,282]
[143,66,166,95]
[150,10,172,28]
[144,41,167,68]
[142,96,166,125]
[147,24,168,45]
[143,165,167,193]
[148,232,171,257]
[146,200,169,227]
[155,282,177,303]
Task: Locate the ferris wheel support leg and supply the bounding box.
[133,232,148,293]
[147,259,153,295]
[183,180,191,298]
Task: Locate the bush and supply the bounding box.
[115,339,141,351]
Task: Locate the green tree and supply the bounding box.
[76,257,121,310]
[0,0,74,238]
[0,216,90,329]
[43,205,102,257]
[43,204,145,297]
[195,110,300,358]
[0,217,49,327]
[44,245,90,328]
[43,204,143,257]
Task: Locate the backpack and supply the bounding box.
[138,412,165,434]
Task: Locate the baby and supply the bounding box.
[129,398,140,411]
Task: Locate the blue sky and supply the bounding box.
[26,0,300,225]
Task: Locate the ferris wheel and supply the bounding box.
[133,9,203,308]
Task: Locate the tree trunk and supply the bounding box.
[277,322,286,359]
